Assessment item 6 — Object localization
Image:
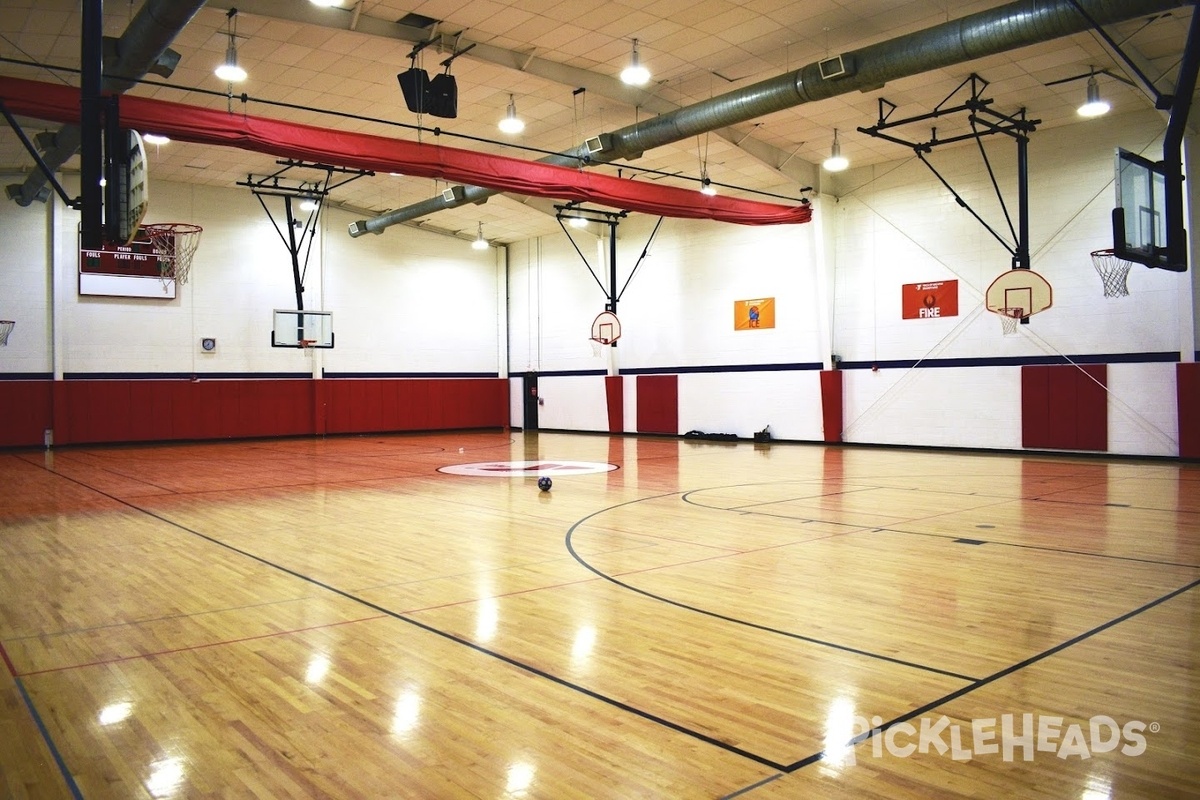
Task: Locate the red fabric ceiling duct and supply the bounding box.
[0,76,812,226]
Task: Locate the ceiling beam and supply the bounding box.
[203,0,818,188]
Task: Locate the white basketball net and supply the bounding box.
[1091,249,1132,298]
[0,320,13,346]
[145,223,203,288]
[997,307,1023,336]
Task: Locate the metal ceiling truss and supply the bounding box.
[554,203,663,330]
[238,159,373,309]
[858,74,1039,281]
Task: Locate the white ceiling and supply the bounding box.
[0,0,1192,245]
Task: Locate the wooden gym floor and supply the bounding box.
[0,431,1197,799]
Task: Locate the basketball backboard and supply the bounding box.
[121,130,150,244]
[985,269,1052,319]
[590,310,622,344]
[1112,148,1188,272]
[103,129,150,245]
[272,310,334,348]
[1113,148,1168,269]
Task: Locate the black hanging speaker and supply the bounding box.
[397,67,430,114]
[426,71,458,119]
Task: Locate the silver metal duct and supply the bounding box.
[351,0,1187,237]
[6,0,207,206]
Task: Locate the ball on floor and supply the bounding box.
[537,476,552,492]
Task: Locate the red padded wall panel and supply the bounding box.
[125,381,175,442]
[45,377,507,444]
[218,381,247,439]
[324,381,355,433]
[0,381,53,448]
[427,380,451,429]
[1022,365,1107,452]
[636,375,678,435]
[401,380,431,430]
[1045,367,1078,450]
[189,381,228,440]
[74,381,133,443]
[1177,363,1200,459]
[819,370,843,443]
[313,380,328,435]
[1075,365,1108,452]
[605,376,623,433]
[1021,367,1049,449]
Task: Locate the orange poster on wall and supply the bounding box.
[902,280,959,319]
[734,298,775,330]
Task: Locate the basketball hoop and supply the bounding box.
[143,223,203,287]
[298,339,316,358]
[996,307,1023,336]
[1091,248,1132,298]
[590,310,622,347]
[0,320,13,346]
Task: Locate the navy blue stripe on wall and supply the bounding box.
[624,362,824,375]
[523,369,608,378]
[324,371,500,379]
[839,352,1180,370]
[0,372,53,380]
[63,372,312,380]
[538,354,1177,377]
[60,372,504,380]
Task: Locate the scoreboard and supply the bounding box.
[79,227,175,299]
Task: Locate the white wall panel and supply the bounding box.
[320,204,499,374]
[678,371,824,441]
[843,367,1023,450]
[0,178,500,377]
[534,375,610,432]
[1106,362,1179,457]
[0,175,50,374]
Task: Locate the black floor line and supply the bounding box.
[17,461,1199,793]
[567,494,980,683]
[877,525,1200,570]
[21,465,792,775]
[775,575,1200,775]
[681,479,1200,570]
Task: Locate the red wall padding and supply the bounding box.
[605,376,623,433]
[1178,363,1200,459]
[819,370,843,443]
[2,378,507,446]
[1021,365,1108,451]
[0,381,54,447]
[636,374,678,435]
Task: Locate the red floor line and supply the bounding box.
[611,528,866,578]
[0,639,18,678]
[15,614,389,677]
[400,576,602,614]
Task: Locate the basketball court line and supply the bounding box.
[682,483,1200,568]
[565,494,980,683]
[22,452,380,498]
[393,575,603,616]
[606,526,873,580]
[5,662,85,800]
[0,643,85,800]
[877,525,1200,569]
[20,451,440,500]
[13,614,387,678]
[768,576,1200,776]
[1,594,333,645]
[719,771,785,799]
[23,463,794,772]
[15,451,1195,787]
[1026,494,1200,515]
